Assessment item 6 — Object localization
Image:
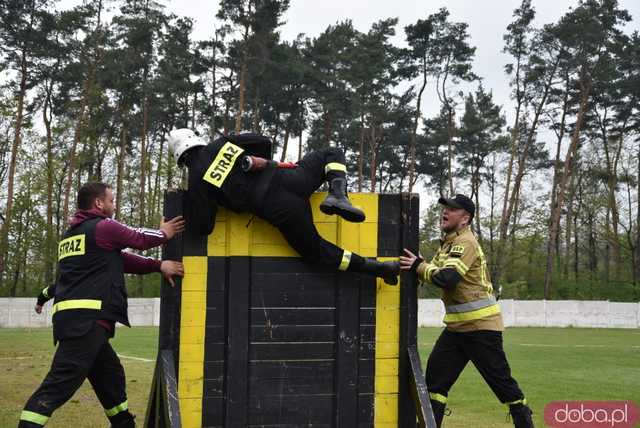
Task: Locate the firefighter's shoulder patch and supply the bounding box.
[449,244,465,257]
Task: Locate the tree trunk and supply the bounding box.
[446,104,455,194]
[140,95,149,227]
[116,120,128,221]
[0,47,28,284]
[235,61,247,133]
[279,127,290,162]
[43,79,55,287]
[62,2,102,224]
[544,79,591,299]
[358,114,365,192]
[408,57,427,194]
[369,126,377,193]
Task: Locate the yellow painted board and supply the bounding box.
[183,256,207,274]
[376,375,400,394]
[376,342,400,359]
[207,222,227,256]
[374,394,399,423]
[180,399,203,428]
[179,343,205,362]
[375,359,399,376]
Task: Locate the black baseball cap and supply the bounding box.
[438,194,475,219]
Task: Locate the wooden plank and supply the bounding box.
[159,350,182,428]
[159,191,183,362]
[225,256,251,427]
[334,272,360,428]
[247,395,334,426]
[250,325,335,342]
[249,376,334,395]
[250,308,336,325]
[408,346,437,428]
[248,361,334,379]
[249,342,335,360]
[398,193,420,428]
[251,289,336,307]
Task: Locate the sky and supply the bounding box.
[55,0,640,209]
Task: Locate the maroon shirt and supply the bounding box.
[70,209,167,332]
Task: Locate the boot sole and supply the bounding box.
[320,203,366,223]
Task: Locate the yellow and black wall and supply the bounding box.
[148,190,424,428]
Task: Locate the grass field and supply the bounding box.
[0,327,638,427]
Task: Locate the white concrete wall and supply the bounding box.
[1,298,638,328]
[418,299,640,329]
[0,298,161,328]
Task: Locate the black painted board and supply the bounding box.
[224,256,251,428]
[250,325,335,342]
[409,346,437,428]
[358,393,374,424]
[246,395,334,426]
[334,272,360,427]
[202,397,225,426]
[377,194,403,257]
[250,289,336,307]
[250,308,335,325]
[249,342,335,360]
[248,360,334,379]
[398,193,420,428]
[207,257,226,292]
[251,273,337,294]
[249,376,334,395]
[159,191,184,375]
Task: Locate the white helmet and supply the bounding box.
[168,128,206,165]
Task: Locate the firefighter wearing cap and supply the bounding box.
[400,194,534,428]
[167,129,400,284]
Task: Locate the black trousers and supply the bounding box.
[19,323,133,427]
[426,329,525,405]
[255,147,351,270]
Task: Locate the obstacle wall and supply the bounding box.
[147,190,432,428]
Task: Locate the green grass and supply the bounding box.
[0,327,638,427]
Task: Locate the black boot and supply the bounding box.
[430,400,446,427]
[509,404,534,428]
[358,258,400,285]
[320,178,366,223]
[110,412,136,428]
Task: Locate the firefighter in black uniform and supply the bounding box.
[18,183,185,428]
[167,128,400,284]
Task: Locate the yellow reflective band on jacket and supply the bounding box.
[324,162,347,174]
[443,303,501,323]
[429,392,447,404]
[506,398,527,406]
[20,410,49,425]
[202,141,244,188]
[442,258,469,275]
[339,250,352,271]
[58,234,86,261]
[425,265,438,282]
[105,400,128,417]
[42,286,50,298]
[52,299,102,314]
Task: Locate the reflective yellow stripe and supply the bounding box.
[20,410,49,425]
[42,286,50,298]
[52,299,102,314]
[429,392,447,404]
[202,141,244,188]
[507,398,527,406]
[324,162,347,174]
[443,304,501,323]
[105,400,128,417]
[425,265,438,282]
[58,234,86,261]
[442,258,469,275]
[339,250,352,271]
